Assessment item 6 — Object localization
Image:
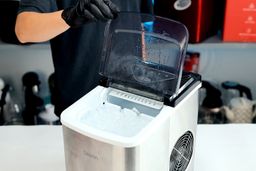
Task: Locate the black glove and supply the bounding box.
[62,0,120,28]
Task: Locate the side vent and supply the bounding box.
[169,131,194,171]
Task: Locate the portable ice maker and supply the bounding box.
[61,12,201,171]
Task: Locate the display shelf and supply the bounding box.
[188,35,256,50]
[0,40,53,105]
[187,34,256,100]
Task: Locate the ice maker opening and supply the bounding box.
[80,101,154,138]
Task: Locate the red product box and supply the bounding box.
[154,0,225,43]
[223,0,256,42]
[183,52,200,73]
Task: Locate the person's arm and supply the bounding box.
[15,10,69,43]
[15,0,120,43]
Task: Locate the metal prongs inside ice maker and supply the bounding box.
[107,88,164,117]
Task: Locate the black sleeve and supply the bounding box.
[18,0,58,14]
[140,0,153,14]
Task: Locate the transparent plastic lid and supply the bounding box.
[100,12,189,101]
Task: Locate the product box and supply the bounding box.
[183,52,200,73]
[154,0,225,43]
[223,0,256,42]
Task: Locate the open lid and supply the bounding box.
[100,12,189,101]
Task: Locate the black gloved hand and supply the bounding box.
[62,0,120,28]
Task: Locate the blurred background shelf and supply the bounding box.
[187,35,256,100]
[0,40,54,105]
[189,35,256,49]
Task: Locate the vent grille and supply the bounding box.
[169,131,194,171]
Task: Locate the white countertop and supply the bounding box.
[0,124,256,171]
[0,126,65,171]
[194,124,256,171]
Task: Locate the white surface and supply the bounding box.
[194,124,256,171]
[0,126,65,171]
[0,124,256,171]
